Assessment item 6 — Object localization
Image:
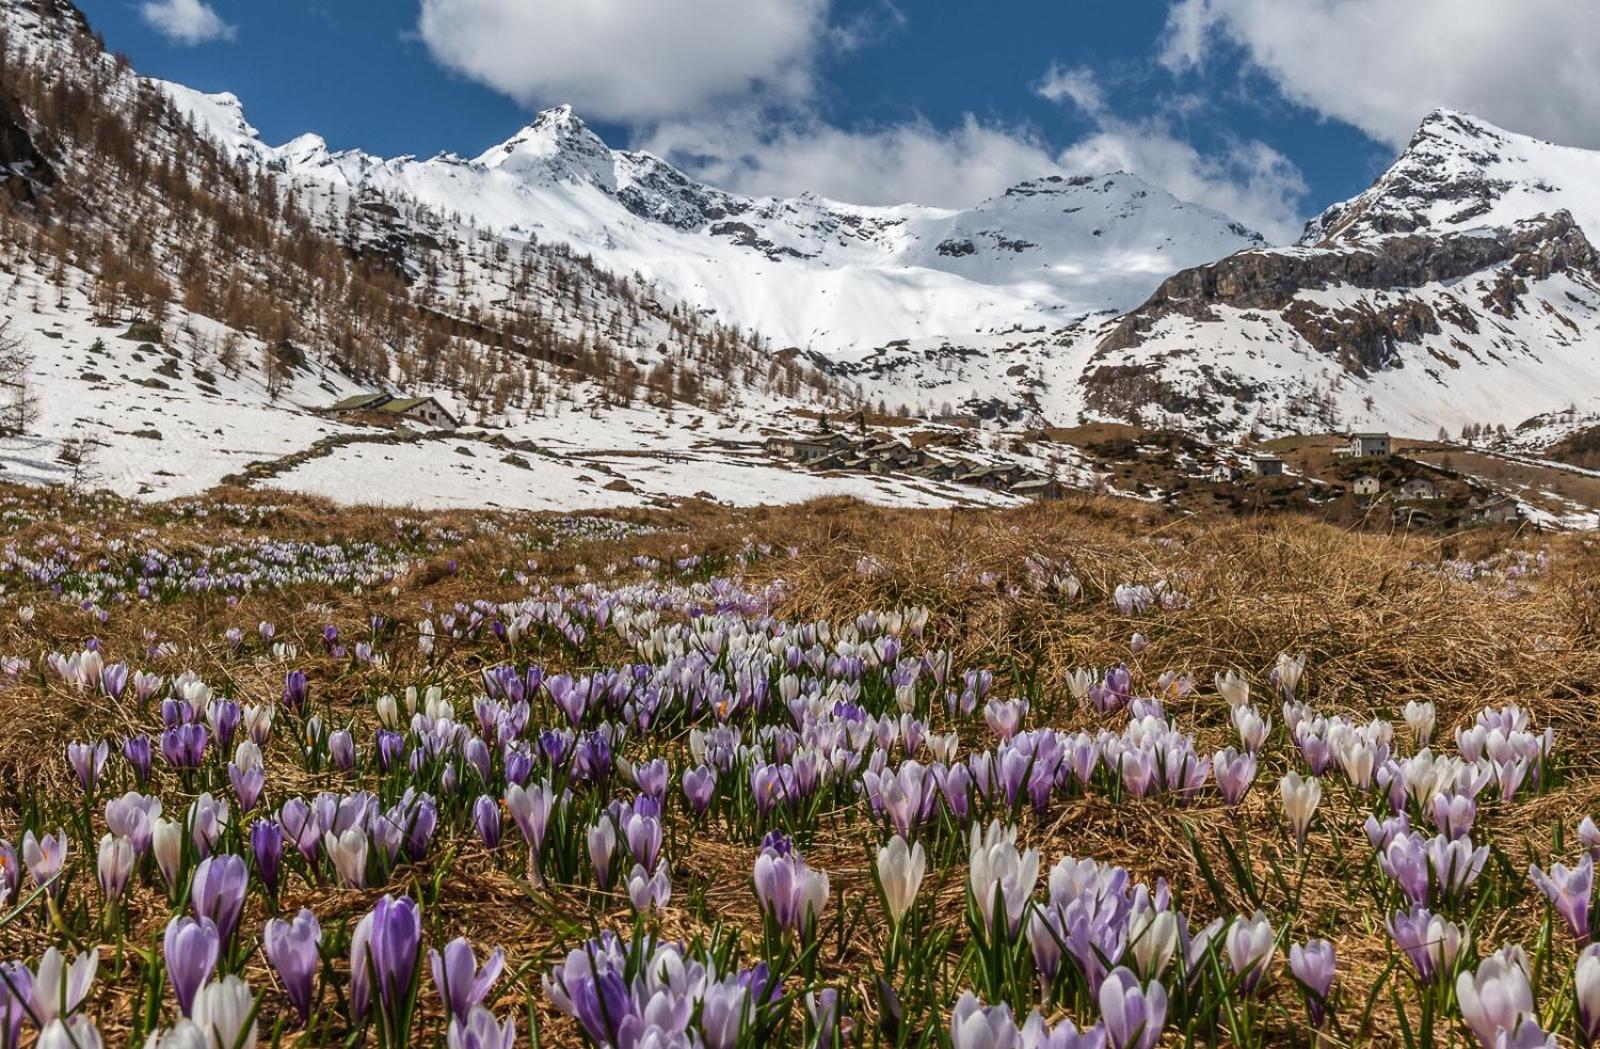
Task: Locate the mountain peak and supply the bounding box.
[474,104,618,190]
[1300,107,1600,245]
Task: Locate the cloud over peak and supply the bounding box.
[139,0,235,46]
[1161,0,1600,149]
[416,0,830,123]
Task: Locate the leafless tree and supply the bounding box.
[0,317,39,435]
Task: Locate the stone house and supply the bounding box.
[1349,432,1392,457]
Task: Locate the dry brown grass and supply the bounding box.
[0,483,1595,1044]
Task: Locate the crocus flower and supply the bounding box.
[250,819,283,897]
[472,795,502,850]
[191,976,256,1049]
[587,817,617,890]
[506,782,556,860]
[447,1005,517,1049]
[163,917,219,1017]
[190,854,248,946]
[627,861,672,913]
[96,834,135,903]
[263,908,322,1023]
[1290,939,1336,1027]
[1531,855,1594,943]
[1404,700,1436,746]
[1232,705,1271,754]
[22,828,67,899]
[0,960,30,1046]
[123,734,153,786]
[36,1017,102,1049]
[29,947,97,1025]
[968,821,1038,936]
[1577,943,1600,1046]
[228,762,265,815]
[754,848,830,934]
[949,991,1017,1049]
[1225,912,1277,995]
[1457,946,1537,1049]
[186,793,229,857]
[1129,906,1180,982]
[282,670,309,713]
[430,937,505,1024]
[1099,967,1167,1049]
[153,817,184,891]
[105,791,162,854]
[324,828,368,888]
[1278,773,1321,851]
[1213,748,1257,806]
[67,741,109,793]
[356,895,422,1025]
[1215,671,1250,709]
[683,766,716,816]
[876,834,926,925]
[329,730,356,773]
[1387,907,1467,983]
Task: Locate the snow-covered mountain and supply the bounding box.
[8,0,1600,516]
[159,84,1263,354]
[838,109,1600,439]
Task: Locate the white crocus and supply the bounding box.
[876,835,927,925]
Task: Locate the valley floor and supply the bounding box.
[0,485,1590,1046]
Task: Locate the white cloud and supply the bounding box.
[1036,65,1307,241]
[639,113,1063,210]
[416,0,831,123]
[1035,64,1108,117]
[1161,0,1600,148]
[139,0,235,45]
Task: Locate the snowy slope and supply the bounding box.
[155,88,1262,354]
[837,111,1600,440]
[1305,110,1600,245]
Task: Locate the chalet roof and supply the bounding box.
[327,392,390,412]
[1011,478,1057,491]
[1351,431,1390,439]
[377,396,460,426]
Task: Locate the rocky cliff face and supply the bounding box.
[1056,108,1600,440]
[1096,211,1598,360]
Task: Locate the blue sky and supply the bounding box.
[77,0,1600,242]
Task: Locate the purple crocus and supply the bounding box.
[624,812,663,870]
[376,730,405,771]
[161,724,208,771]
[472,796,502,850]
[1530,855,1594,943]
[100,662,129,700]
[264,908,322,1023]
[329,730,357,774]
[122,734,153,787]
[430,937,505,1024]
[683,766,716,816]
[67,741,109,793]
[1290,939,1336,1027]
[1099,967,1167,1049]
[163,915,220,1017]
[207,700,242,752]
[229,762,265,814]
[0,960,30,1046]
[353,895,422,1026]
[251,819,284,897]
[448,1006,517,1049]
[282,670,309,714]
[1213,748,1257,806]
[190,853,249,946]
[632,759,669,802]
